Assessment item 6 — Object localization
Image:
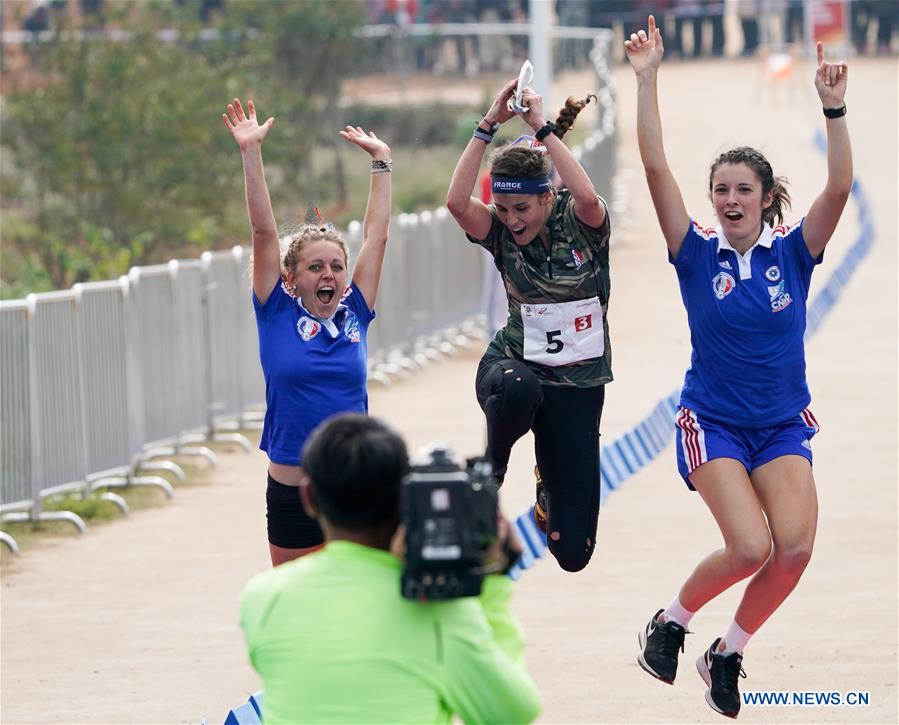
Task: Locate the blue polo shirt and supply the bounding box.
[253,280,374,465]
[671,219,822,427]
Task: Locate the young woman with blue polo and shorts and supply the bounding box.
[626,16,852,719]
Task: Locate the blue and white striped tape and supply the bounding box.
[509,132,875,578]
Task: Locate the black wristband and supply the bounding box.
[823,105,846,118]
[534,122,557,142]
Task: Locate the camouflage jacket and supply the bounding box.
[468,190,612,388]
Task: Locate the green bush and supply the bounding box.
[338,103,479,148]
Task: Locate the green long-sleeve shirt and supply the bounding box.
[240,540,541,724]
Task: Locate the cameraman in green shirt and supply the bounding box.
[239,414,541,724]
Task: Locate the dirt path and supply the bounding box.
[2,56,896,724]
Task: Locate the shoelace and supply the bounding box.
[654,621,687,657]
[716,651,747,691]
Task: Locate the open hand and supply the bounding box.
[338,126,391,161]
[625,14,664,76]
[222,98,274,150]
[814,42,848,109]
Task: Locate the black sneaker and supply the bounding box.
[533,465,547,533]
[696,637,747,718]
[637,609,687,684]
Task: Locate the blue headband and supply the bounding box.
[491,175,552,195]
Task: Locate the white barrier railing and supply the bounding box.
[0,30,617,553]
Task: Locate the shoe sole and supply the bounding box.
[696,653,739,719]
[637,629,675,685]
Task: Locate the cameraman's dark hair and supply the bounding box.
[301,414,409,530]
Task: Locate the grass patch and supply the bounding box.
[0,431,261,563]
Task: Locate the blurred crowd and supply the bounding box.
[331,0,893,76]
[8,0,898,71]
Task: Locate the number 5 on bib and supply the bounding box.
[521,297,604,367]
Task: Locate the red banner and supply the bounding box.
[806,0,848,46]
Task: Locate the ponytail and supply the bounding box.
[765,175,791,226]
[553,94,596,139]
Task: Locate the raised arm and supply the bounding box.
[803,42,852,259]
[625,16,690,257]
[446,78,519,239]
[518,89,606,228]
[222,98,280,304]
[340,126,392,310]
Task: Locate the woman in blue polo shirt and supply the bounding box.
[625,18,852,718]
[223,99,392,566]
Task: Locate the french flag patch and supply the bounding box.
[571,248,585,269]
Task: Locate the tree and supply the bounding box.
[1,4,241,293]
[212,0,369,216]
[0,0,371,296]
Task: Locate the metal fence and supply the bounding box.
[0,30,616,553]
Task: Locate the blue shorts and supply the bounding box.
[674,407,820,490]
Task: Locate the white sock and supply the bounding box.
[663,597,695,628]
[721,621,753,654]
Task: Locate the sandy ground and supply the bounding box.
[1,56,896,724]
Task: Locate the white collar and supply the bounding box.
[296,297,349,338]
[715,223,774,279]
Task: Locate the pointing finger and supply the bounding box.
[648,14,656,35]
[816,41,824,66]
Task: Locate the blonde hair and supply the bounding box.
[280,223,349,279]
[247,225,350,295]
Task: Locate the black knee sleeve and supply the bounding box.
[548,535,596,573]
[476,359,543,423]
[476,359,543,479]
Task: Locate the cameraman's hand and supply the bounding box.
[389,525,407,560]
[486,515,522,575]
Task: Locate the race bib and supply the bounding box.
[521,297,604,367]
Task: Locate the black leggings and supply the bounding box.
[476,357,605,572]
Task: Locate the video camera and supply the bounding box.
[401,446,498,601]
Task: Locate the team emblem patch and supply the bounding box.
[297,316,321,341]
[765,265,781,281]
[767,280,792,312]
[712,272,735,300]
[343,314,361,343]
[571,248,585,269]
